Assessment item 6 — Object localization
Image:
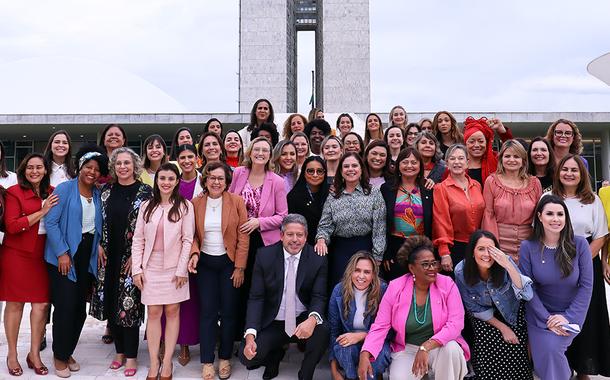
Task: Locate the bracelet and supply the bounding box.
[189,252,200,259]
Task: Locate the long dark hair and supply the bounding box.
[17,153,52,199]
[334,152,371,198]
[142,134,168,170]
[98,124,127,151]
[169,127,194,160]
[0,141,9,178]
[248,98,275,130]
[463,230,505,288]
[552,154,594,205]
[293,156,329,202]
[197,132,226,167]
[530,195,576,277]
[203,118,223,136]
[527,136,555,179]
[143,162,189,223]
[391,147,425,191]
[364,140,392,181]
[43,130,76,178]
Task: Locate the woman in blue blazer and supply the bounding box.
[328,252,390,380]
[44,145,108,378]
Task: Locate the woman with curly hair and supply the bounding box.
[281,113,308,139]
[359,235,469,380]
[545,119,588,169]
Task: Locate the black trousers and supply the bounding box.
[239,317,330,380]
[109,324,140,358]
[48,234,93,362]
[197,253,239,363]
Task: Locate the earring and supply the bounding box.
[413,274,416,282]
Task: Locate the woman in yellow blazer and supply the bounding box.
[187,161,249,380]
[131,162,195,380]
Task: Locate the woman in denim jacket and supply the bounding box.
[328,252,390,380]
[455,230,533,380]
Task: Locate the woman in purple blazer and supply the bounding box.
[228,136,288,335]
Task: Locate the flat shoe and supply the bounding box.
[67,357,80,372]
[202,363,215,380]
[219,359,231,380]
[54,366,71,378]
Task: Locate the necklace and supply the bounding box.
[208,197,221,212]
[540,243,557,264]
[412,287,430,325]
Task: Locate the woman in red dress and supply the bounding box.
[0,153,58,376]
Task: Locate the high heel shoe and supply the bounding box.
[6,358,23,377]
[26,354,48,376]
[159,363,173,380]
[146,363,160,380]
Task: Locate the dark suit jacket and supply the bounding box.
[246,241,328,333]
[380,181,433,240]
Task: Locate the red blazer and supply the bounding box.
[2,184,49,254]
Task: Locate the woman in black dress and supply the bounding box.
[90,147,152,376]
[287,156,330,246]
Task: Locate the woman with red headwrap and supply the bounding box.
[463,117,513,187]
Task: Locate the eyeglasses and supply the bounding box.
[554,130,573,137]
[305,168,325,175]
[418,260,440,270]
[207,176,225,183]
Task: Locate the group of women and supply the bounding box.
[0,99,608,380]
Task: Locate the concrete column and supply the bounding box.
[318,0,371,113]
[601,128,610,181]
[239,0,297,113]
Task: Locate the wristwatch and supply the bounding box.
[418,345,428,353]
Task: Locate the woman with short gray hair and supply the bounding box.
[90,147,152,376]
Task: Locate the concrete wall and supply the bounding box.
[319,0,371,113]
[239,0,296,113]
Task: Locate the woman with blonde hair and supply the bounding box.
[389,105,407,131]
[482,140,542,262]
[271,140,298,193]
[328,252,390,380]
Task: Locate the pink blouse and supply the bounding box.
[482,174,542,260]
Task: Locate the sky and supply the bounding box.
[1,0,610,114]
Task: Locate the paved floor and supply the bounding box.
[0,306,609,379]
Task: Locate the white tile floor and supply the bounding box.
[0,307,331,379]
[0,305,608,379]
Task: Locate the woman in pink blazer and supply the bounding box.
[131,163,195,380]
[359,236,469,380]
[228,136,288,338]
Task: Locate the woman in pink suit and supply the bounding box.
[359,236,469,380]
[131,162,195,380]
[228,136,288,336]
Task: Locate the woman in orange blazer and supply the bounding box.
[187,161,249,380]
[131,162,195,380]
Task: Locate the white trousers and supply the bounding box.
[389,341,467,380]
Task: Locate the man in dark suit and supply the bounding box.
[240,214,329,380]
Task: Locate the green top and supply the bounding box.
[405,294,434,346]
